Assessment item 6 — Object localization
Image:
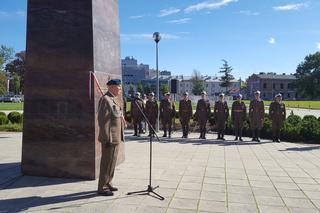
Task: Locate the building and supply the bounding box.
[246,73,297,100]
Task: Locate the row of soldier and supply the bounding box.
[130,90,286,142]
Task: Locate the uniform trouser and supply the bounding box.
[133,118,143,135]
[199,122,207,138]
[98,143,119,192]
[272,120,283,140]
[148,119,156,135]
[250,119,263,138]
[162,120,172,135]
[216,119,227,135]
[180,118,190,136]
[233,120,244,138]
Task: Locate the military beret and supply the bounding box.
[219,93,225,97]
[254,90,261,94]
[237,94,243,98]
[106,79,121,86]
[201,91,207,95]
[275,93,282,98]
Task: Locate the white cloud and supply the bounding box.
[317,42,320,49]
[121,33,180,41]
[159,7,181,17]
[268,37,276,44]
[185,0,238,13]
[168,18,191,24]
[129,15,145,19]
[238,10,260,16]
[273,3,308,11]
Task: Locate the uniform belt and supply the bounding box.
[233,110,244,112]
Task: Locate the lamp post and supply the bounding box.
[153,32,161,132]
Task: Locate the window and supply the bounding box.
[288,93,291,98]
[280,83,284,89]
[263,93,266,98]
[263,83,267,89]
[273,83,275,89]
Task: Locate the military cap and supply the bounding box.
[236,94,243,98]
[201,91,207,95]
[149,92,155,96]
[135,92,141,96]
[254,90,261,95]
[106,79,121,86]
[165,92,171,96]
[219,93,225,97]
[183,92,189,96]
[275,93,282,98]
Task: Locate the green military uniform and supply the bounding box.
[249,96,265,142]
[269,97,286,142]
[231,99,246,141]
[97,91,124,194]
[131,95,144,136]
[179,98,193,138]
[214,100,229,140]
[195,97,211,139]
[145,99,158,136]
[160,97,175,137]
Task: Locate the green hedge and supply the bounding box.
[7,112,23,124]
[0,113,8,125]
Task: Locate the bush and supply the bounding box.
[281,122,302,142]
[0,123,22,132]
[300,115,320,141]
[0,113,8,125]
[7,112,23,124]
[287,114,302,126]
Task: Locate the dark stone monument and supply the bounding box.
[22,0,122,180]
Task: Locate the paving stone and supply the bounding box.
[174,189,201,199]
[200,191,226,202]
[169,198,198,210]
[282,197,315,208]
[228,203,258,213]
[227,193,255,204]
[259,205,290,213]
[255,196,285,206]
[198,200,226,212]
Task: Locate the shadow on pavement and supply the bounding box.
[279,146,320,152]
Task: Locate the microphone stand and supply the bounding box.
[127,100,164,200]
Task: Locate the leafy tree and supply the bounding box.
[128,84,134,97]
[137,81,143,94]
[295,52,320,99]
[160,84,169,95]
[191,69,205,95]
[10,74,21,94]
[219,59,234,94]
[0,72,8,95]
[0,45,14,69]
[5,51,25,93]
[143,83,151,95]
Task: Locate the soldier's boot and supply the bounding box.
[168,128,172,139]
[199,128,203,139]
[256,130,261,142]
[221,133,225,141]
[185,125,189,138]
[217,133,221,140]
[182,126,186,138]
[239,129,243,141]
[203,128,206,139]
[163,128,167,137]
[251,129,256,141]
[234,129,238,141]
[133,125,138,136]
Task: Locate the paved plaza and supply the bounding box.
[1,131,320,213]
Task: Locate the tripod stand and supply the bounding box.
[127,100,164,200]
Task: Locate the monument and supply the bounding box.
[22,0,123,179]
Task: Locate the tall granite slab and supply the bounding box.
[22,0,122,180]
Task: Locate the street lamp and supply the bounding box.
[153,32,161,132]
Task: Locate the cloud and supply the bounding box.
[273,3,308,11]
[185,0,238,13]
[159,7,181,17]
[268,37,276,44]
[121,33,180,41]
[238,10,260,16]
[168,18,191,24]
[129,15,145,19]
[317,42,320,49]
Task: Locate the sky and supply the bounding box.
[1,0,320,79]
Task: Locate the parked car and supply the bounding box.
[1,95,23,103]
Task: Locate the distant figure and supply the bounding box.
[179,92,193,138]
[214,93,229,140]
[249,91,265,142]
[231,94,246,141]
[97,79,124,196]
[145,92,158,137]
[269,93,286,142]
[195,91,211,139]
[160,93,175,138]
[131,92,144,137]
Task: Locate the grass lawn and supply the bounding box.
[243,100,320,109]
[0,103,24,111]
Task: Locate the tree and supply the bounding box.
[5,51,26,93]
[137,81,143,94]
[143,83,151,95]
[128,84,134,97]
[10,74,21,94]
[219,59,234,95]
[295,52,320,99]
[191,69,205,95]
[0,72,8,95]
[160,84,169,96]
[0,45,14,69]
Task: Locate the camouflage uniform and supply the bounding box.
[231,100,247,140]
[195,98,211,139]
[179,99,193,138]
[214,101,229,140]
[269,101,286,142]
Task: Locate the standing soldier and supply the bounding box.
[269,94,286,142]
[145,92,158,137]
[249,91,265,142]
[131,92,144,137]
[179,92,193,138]
[97,79,124,196]
[214,93,229,140]
[231,94,246,141]
[160,93,176,138]
[195,91,211,139]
